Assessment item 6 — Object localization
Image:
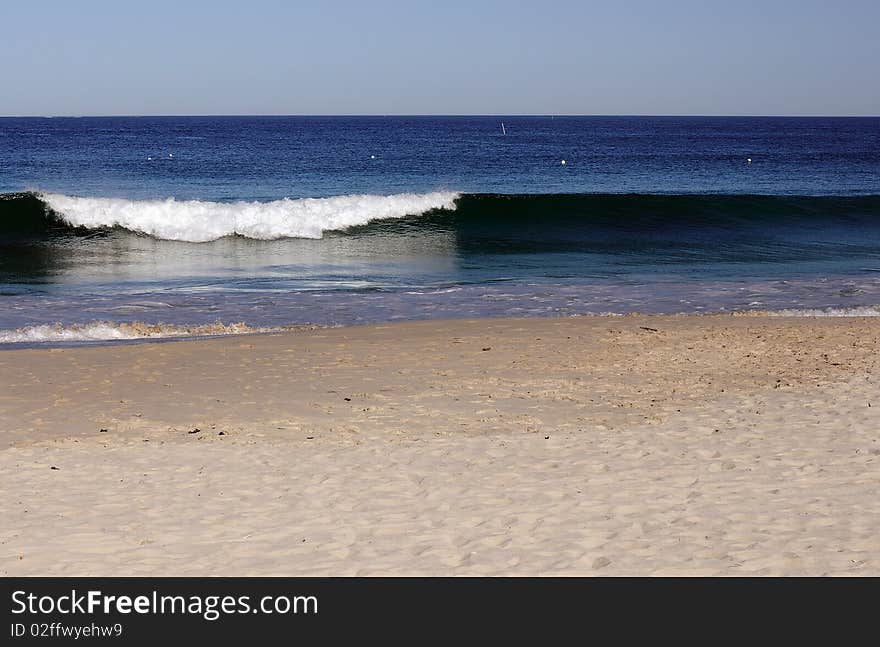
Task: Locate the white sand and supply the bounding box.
[1,315,878,575]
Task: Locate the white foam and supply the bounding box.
[40,191,460,242]
[0,321,263,344]
[733,306,880,317]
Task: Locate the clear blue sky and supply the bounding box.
[2,0,878,116]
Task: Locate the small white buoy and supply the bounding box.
[169,153,173,158]
[370,155,376,159]
[561,159,566,166]
[146,156,152,161]
[747,158,752,164]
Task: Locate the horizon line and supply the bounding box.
[1,113,878,119]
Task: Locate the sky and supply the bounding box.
[1,0,878,116]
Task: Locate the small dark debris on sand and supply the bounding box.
[50,466,59,470]
[640,326,659,333]
[188,428,201,434]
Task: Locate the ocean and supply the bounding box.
[1,115,879,344]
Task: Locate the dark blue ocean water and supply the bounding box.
[4,116,880,198]
[1,116,879,343]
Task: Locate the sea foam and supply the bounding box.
[733,306,880,317]
[40,191,460,242]
[0,321,266,344]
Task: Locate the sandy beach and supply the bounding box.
[1,314,878,576]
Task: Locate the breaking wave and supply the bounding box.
[0,191,460,242]
[3,191,880,246]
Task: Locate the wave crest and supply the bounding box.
[39,191,460,242]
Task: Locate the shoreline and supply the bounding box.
[2,305,880,349]
[3,312,878,446]
[2,314,878,575]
